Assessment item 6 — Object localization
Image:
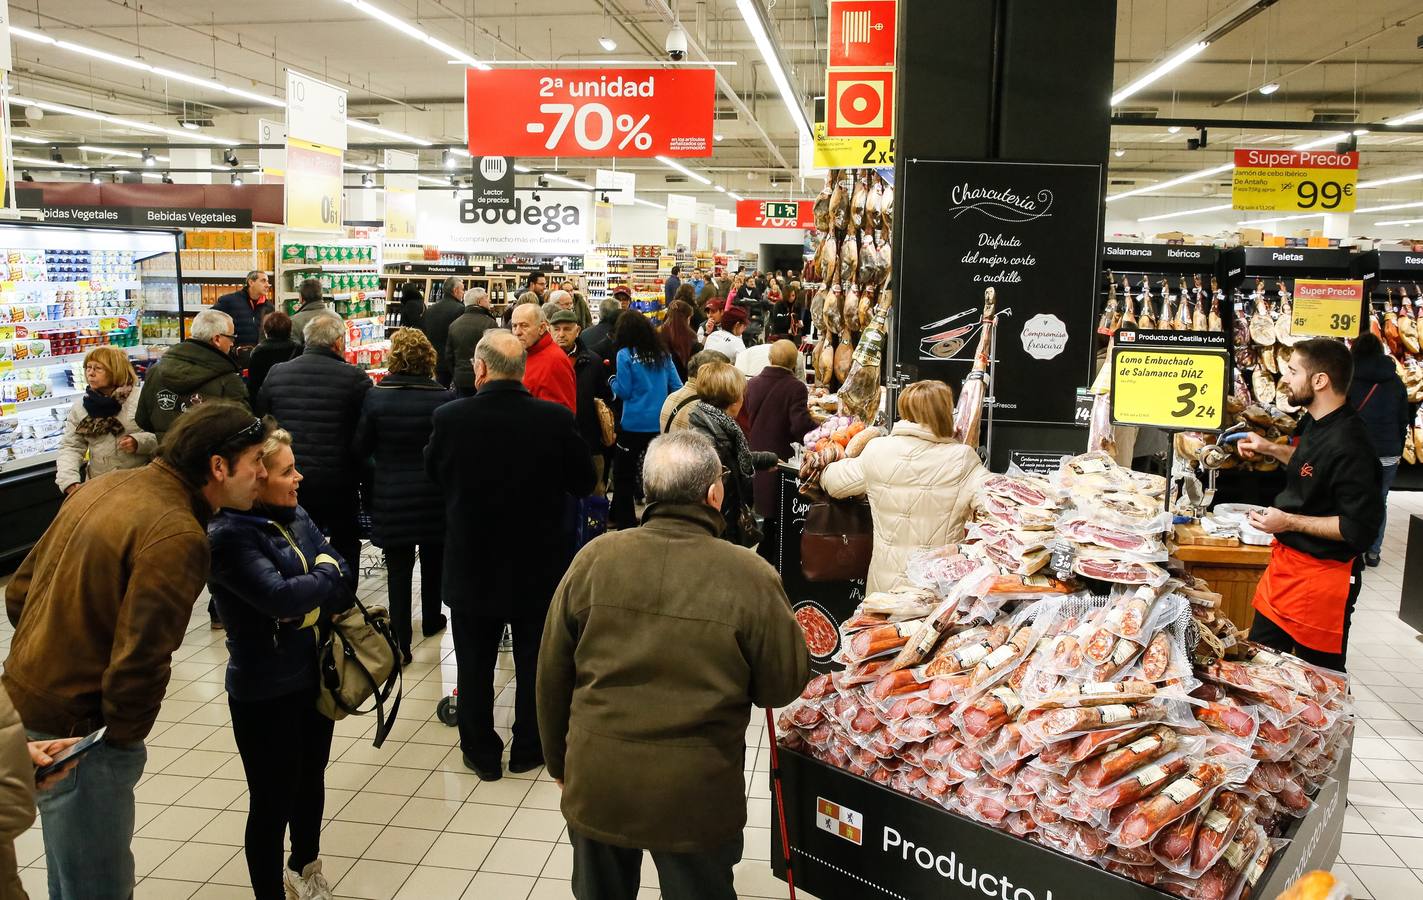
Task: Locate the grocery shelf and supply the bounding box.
[0,312,140,327]
[177,270,252,279]
[280,264,379,272]
[0,450,60,475]
[3,394,77,414]
[0,350,137,368]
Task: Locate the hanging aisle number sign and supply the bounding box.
[465,68,714,158]
[1232,149,1358,213]
[1110,345,1230,432]
[285,70,346,233]
[1291,279,1365,337]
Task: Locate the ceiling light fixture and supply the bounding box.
[544,173,587,189]
[1114,148,1127,158]
[599,36,618,52]
[1258,82,1280,95]
[1292,132,1351,151]
[347,119,434,146]
[1235,212,1328,226]
[1353,128,1370,136]
[180,120,201,130]
[21,172,34,182]
[1355,200,1423,214]
[142,148,156,167]
[1167,126,1182,134]
[1111,41,1209,106]
[1386,107,1423,127]
[443,150,458,169]
[1135,204,1235,223]
[1375,217,1423,226]
[231,174,244,186]
[714,185,727,192]
[1105,163,1234,203]
[7,96,240,146]
[162,174,174,184]
[77,145,170,162]
[714,133,724,142]
[49,147,63,163]
[728,191,745,202]
[417,175,452,186]
[224,149,239,167]
[655,155,711,185]
[634,197,665,210]
[1358,172,1423,189]
[90,172,101,184]
[340,0,491,70]
[13,154,81,170]
[361,173,374,187]
[736,0,812,143]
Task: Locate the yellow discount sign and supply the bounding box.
[1291,279,1365,338]
[1110,345,1229,432]
[1232,148,1358,213]
[284,138,343,233]
[813,120,895,169]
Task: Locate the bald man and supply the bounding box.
[510,302,576,412]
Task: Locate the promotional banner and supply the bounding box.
[1231,149,1358,213]
[1290,278,1365,337]
[384,149,418,240]
[417,188,591,254]
[465,68,714,157]
[258,119,286,183]
[737,199,815,229]
[824,0,897,140]
[595,168,636,205]
[892,159,1102,425]
[285,139,343,232]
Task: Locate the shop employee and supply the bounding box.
[1237,338,1383,672]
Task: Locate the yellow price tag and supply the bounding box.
[1,403,15,415]
[1290,279,1364,338]
[0,360,11,373]
[813,121,894,168]
[1110,346,1229,432]
[285,138,344,234]
[1231,149,1357,213]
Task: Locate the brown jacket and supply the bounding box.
[4,461,211,744]
[0,686,34,900]
[537,502,810,852]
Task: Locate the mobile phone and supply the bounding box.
[35,726,106,782]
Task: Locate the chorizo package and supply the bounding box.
[1110,759,1236,847]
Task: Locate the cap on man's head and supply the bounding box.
[721,306,748,328]
[549,309,580,326]
[612,285,632,299]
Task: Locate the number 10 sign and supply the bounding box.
[1110,345,1230,432]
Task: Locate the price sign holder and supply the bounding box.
[1110,330,1230,433]
[1291,278,1365,338]
[1231,149,1358,213]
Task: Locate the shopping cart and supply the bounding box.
[436,624,513,727]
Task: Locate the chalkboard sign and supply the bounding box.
[1008,451,1067,477]
[892,159,1103,426]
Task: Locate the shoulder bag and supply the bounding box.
[316,595,403,747]
[801,495,874,582]
[594,397,617,447]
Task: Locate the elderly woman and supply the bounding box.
[821,380,989,593]
[686,362,777,545]
[55,345,156,496]
[354,329,455,662]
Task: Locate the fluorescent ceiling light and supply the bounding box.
[180,121,201,130]
[345,162,379,172]
[7,96,239,146]
[1376,217,1423,226]
[1136,203,1234,223]
[1105,163,1234,202]
[1356,200,1423,214]
[634,198,665,210]
[543,173,587,190]
[78,145,170,162]
[512,163,532,173]
[655,155,711,185]
[736,0,811,143]
[598,36,618,52]
[1236,212,1328,226]
[13,154,81,169]
[1387,107,1423,127]
[714,185,727,192]
[728,191,745,202]
[348,119,433,146]
[1358,172,1423,189]
[1258,82,1280,95]
[1292,132,1350,151]
[11,135,49,145]
[342,0,490,70]
[1353,128,1370,136]
[1110,41,1208,106]
[417,175,452,185]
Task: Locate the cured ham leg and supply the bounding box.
[953,287,997,448]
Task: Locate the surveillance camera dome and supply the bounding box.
[666,22,688,61]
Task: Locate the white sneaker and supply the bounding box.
[284,859,334,900]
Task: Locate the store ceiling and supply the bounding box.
[5,0,1423,212]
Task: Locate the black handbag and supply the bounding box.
[800,496,874,582]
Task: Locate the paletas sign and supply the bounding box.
[1231,149,1358,213]
[465,68,714,157]
[736,199,815,229]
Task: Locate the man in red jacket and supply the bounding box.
[511,302,576,412]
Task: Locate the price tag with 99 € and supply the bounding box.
[1109,346,1229,432]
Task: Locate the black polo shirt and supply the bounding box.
[1274,404,1384,562]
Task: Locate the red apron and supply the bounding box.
[1252,542,1354,654]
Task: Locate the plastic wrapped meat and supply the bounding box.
[830,173,851,233]
[850,171,870,235]
[814,173,834,233]
[838,235,859,285]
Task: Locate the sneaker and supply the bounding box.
[1365,552,1381,568]
[284,860,333,900]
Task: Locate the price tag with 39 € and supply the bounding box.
[1291,279,1365,338]
[1110,346,1229,432]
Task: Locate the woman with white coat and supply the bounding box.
[820,380,988,593]
[55,346,157,496]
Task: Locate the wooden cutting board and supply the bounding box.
[1174,523,1241,547]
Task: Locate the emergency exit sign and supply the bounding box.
[736,199,815,229]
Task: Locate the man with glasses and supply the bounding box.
[5,403,274,900]
[136,308,251,441]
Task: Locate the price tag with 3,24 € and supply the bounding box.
[1291,278,1365,338]
[1109,346,1229,432]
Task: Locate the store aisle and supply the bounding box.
[4,496,1423,899]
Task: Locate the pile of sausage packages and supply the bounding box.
[777,451,1353,900]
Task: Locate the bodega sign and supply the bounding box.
[420,189,591,254]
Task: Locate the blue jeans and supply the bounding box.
[29,734,146,900]
[1373,461,1399,556]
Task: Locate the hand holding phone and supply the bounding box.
[32,726,105,788]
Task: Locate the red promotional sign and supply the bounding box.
[736,199,815,229]
[828,0,898,67]
[826,69,895,137]
[1233,149,1359,170]
[465,68,715,158]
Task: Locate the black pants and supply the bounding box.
[611,430,655,529]
[300,485,361,589]
[1248,557,1363,672]
[451,610,543,769]
[569,827,741,900]
[229,688,335,900]
[383,543,445,654]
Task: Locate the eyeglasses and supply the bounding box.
[214,331,235,343]
[720,467,731,480]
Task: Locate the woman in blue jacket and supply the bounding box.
[208,427,351,900]
[355,328,455,662]
[609,310,683,529]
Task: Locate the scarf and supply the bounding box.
[76,385,131,437]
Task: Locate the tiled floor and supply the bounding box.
[5,494,1423,899]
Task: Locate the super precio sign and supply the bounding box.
[465,68,714,158]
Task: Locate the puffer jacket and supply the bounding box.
[687,402,777,543]
[1349,352,1410,459]
[55,386,157,493]
[134,339,250,437]
[258,346,372,491]
[821,420,988,593]
[353,374,454,547]
[212,288,272,347]
[207,504,349,702]
[568,338,613,451]
[446,305,500,394]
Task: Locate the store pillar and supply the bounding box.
[890,0,1116,469]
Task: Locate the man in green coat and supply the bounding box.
[538,430,811,899]
[135,308,250,439]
